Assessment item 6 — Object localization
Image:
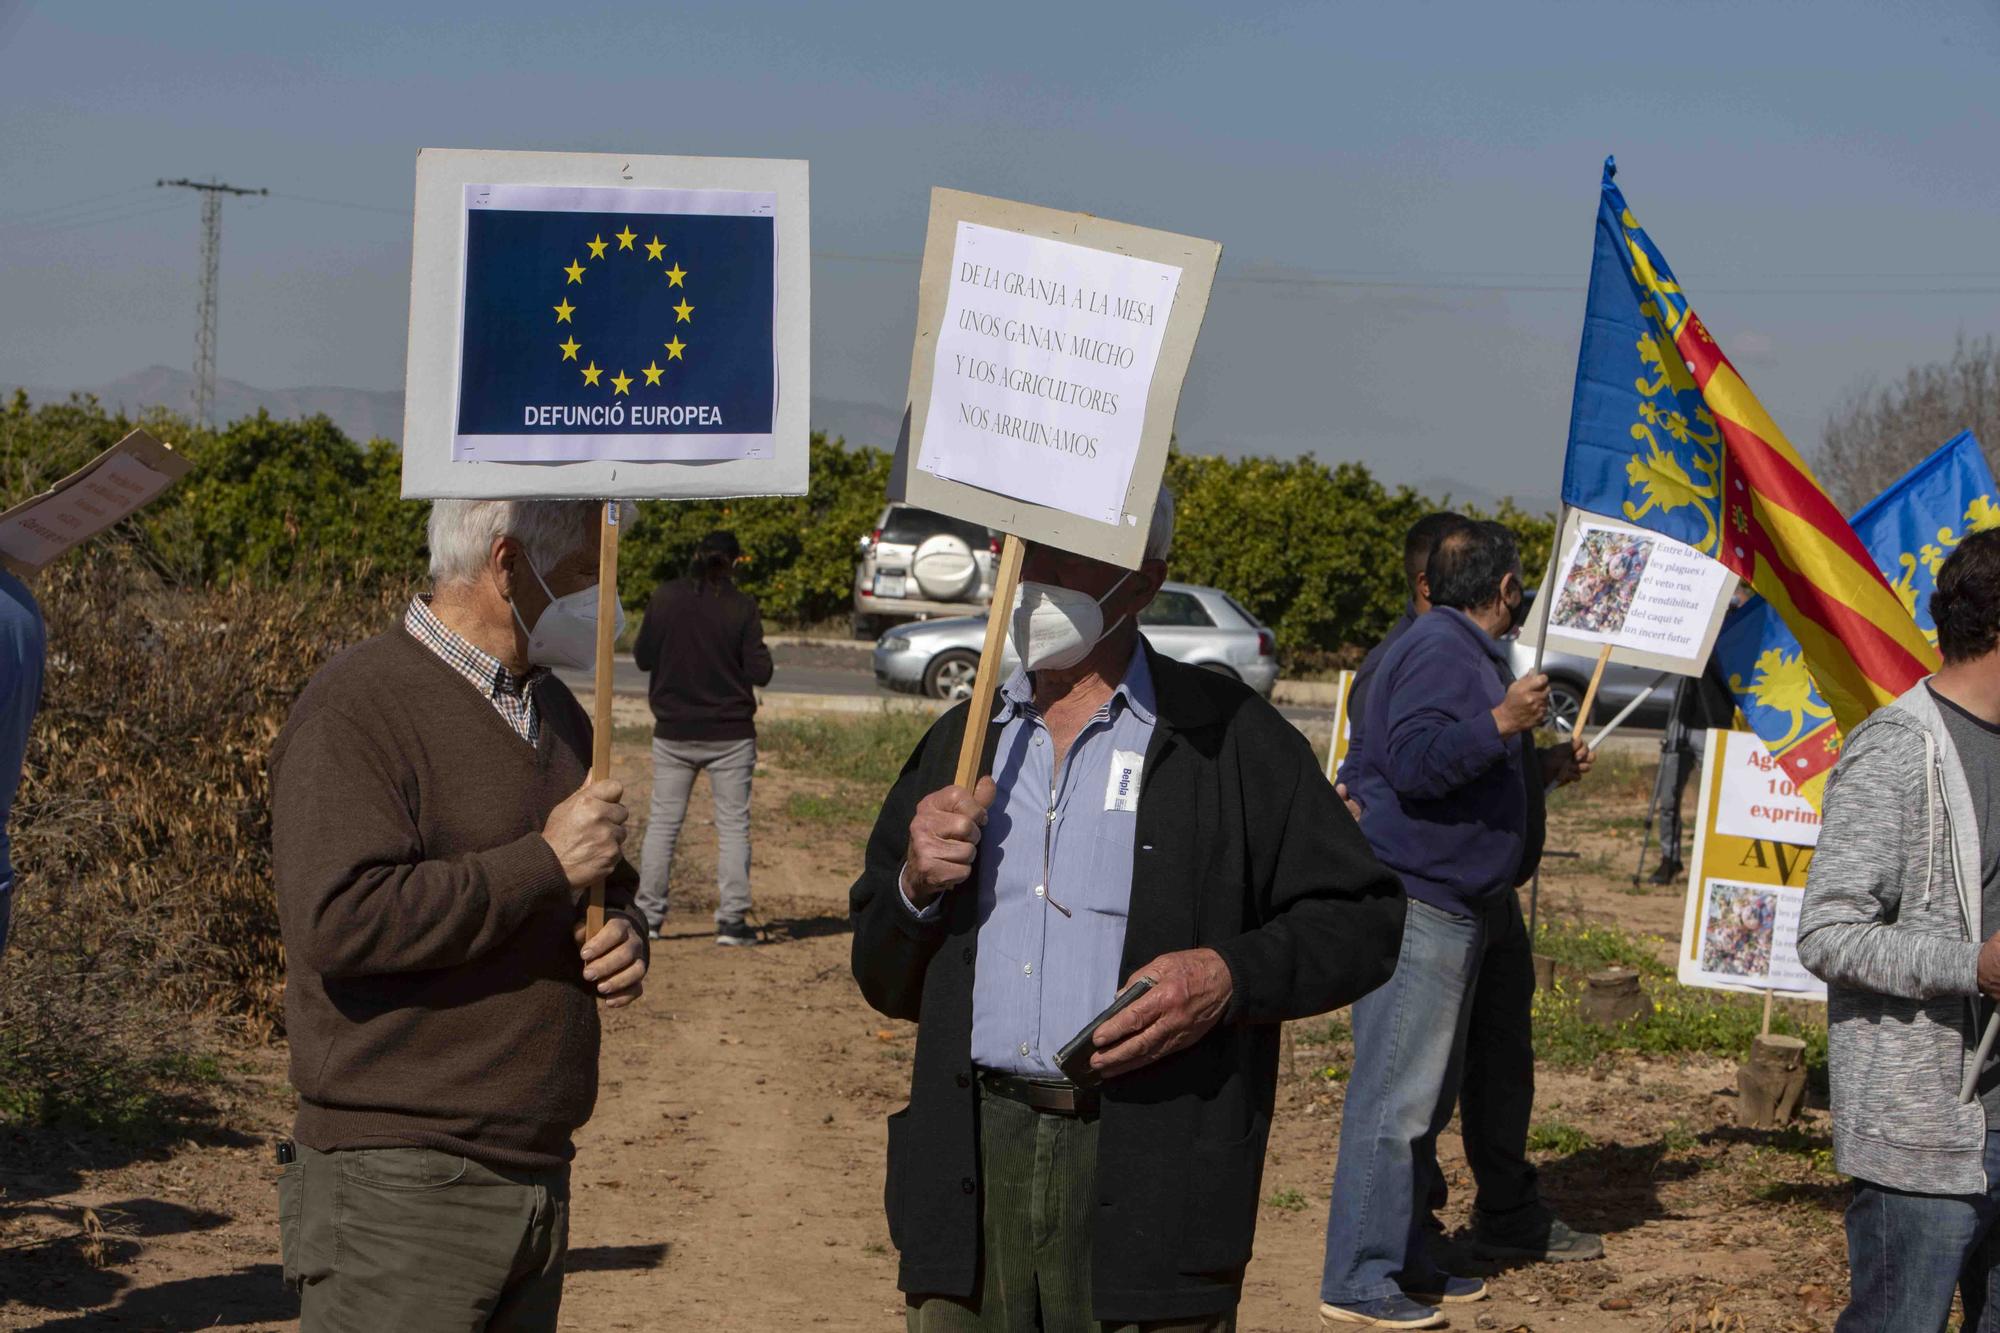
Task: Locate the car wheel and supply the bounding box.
[1546,678,1585,734]
[923,649,981,701]
[1200,662,1241,682]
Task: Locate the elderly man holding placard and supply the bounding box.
[284,145,811,1332]
[851,484,1406,1330]
[272,499,648,1330]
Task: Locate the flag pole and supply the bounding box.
[1526,504,1568,950]
[1963,1011,2000,1104]
[1530,505,1567,677]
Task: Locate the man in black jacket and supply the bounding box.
[850,486,1406,1330]
[632,530,775,945]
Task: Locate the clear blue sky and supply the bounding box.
[2,0,1995,500]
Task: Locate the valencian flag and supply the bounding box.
[452,184,776,462]
[1716,432,1997,806]
[1559,157,1938,794]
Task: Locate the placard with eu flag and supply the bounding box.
[450,182,777,464]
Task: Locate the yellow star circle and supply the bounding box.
[581,361,603,386]
[563,260,586,285]
[663,337,686,361]
[664,263,687,288]
[673,299,694,323]
[642,361,664,386]
[558,336,581,361]
[610,369,633,396]
[614,226,637,251]
[587,234,609,260]
[553,299,576,323]
[645,236,666,262]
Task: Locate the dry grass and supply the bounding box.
[1,548,403,1127]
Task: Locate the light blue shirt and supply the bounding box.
[910,643,1157,1078]
[0,568,47,946]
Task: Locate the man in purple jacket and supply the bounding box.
[1318,519,1595,1330]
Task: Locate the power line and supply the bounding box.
[0,185,155,226]
[157,178,267,428]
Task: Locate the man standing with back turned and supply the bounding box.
[852,485,1406,1331]
[1338,513,1603,1282]
[272,498,649,1332]
[1320,519,1593,1330]
[1801,529,2000,1331]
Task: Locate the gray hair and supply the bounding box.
[426,499,634,586]
[1144,483,1175,563]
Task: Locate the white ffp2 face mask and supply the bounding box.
[512,559,625,671]
[1009,572,1133,673]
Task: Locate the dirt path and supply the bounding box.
[1,738,1849,1331]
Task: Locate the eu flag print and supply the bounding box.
[452,183,777,463]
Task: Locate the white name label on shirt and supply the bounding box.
[1105,749,1145,812]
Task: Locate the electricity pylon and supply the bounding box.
[157,178,267,427]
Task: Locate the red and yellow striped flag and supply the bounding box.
[1560,160,1936,798]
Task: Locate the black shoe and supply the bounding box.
[1647,859,1684,886]
[1469,1206,1604,1262]
[714,920,759,948]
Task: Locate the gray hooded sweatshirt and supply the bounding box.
[1799,681,1989,1194]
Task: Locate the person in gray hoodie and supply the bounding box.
[1800,527,2000,1333]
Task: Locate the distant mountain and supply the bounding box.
[16,366,915,456]
[18,366,407,447]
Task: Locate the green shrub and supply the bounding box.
[0,392,1556,656]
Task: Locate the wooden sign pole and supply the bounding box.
[1574,642,1615,735]
[587,500,621,937]
[953,534,1027,790]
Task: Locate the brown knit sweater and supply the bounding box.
[272,625,643,1168]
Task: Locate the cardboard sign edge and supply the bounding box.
[892,186,1222,570]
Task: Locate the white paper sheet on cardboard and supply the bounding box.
[917,223,1181,526]
[0,430,189,571]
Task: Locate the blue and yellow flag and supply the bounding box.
[454,201,774,455]
[1716,431,1998,803]
[1558,158,1937,769]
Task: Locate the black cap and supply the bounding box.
[698,530,742,560]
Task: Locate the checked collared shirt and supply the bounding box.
[403,596,548,746]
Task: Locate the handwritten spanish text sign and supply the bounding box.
[918,223,1179,526]
[897,190,1219,570]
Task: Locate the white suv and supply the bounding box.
[852,503,999,639]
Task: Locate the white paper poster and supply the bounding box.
[1543,520,1736,666]
[1714,728,1822,846]
[1684,875,1826,1000]
[917,222,1181,525]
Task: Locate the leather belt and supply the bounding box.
[977,1070,1099,1117]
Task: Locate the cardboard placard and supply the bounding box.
[401,148,808,500]
[1324,669,1357,781]
[1678,728,1826,1000]
[1518,508,1736,677]
[0,429,190,572]
[894,188,1220,570]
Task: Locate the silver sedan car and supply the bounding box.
[874,581,1279,700]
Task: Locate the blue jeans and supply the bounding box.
[1840,1131,2000,1332]
[1321,897,1485,1306]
